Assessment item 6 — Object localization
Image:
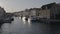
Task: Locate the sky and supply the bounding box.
[0,0,60,12]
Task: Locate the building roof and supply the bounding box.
[41,2,56,9]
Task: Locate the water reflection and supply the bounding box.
[0,17,60,34]
[49,25,60,34]
[22,17,31,27]
[1,23,11,34]
[22,17,26,24]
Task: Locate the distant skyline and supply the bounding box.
[0,0,60,12]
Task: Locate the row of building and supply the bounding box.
[13,2,60,20]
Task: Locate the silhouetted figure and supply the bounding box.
[0,22,5,28]
[21,16,23,19]
[0,23,2,28]
[25,17,28,21]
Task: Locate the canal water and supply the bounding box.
[0,17,60,34]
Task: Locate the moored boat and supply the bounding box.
[30,16,37,22]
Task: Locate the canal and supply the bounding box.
[0,17,60,34]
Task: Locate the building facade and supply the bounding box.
[50,3,60,20]
[0,7,6,19]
